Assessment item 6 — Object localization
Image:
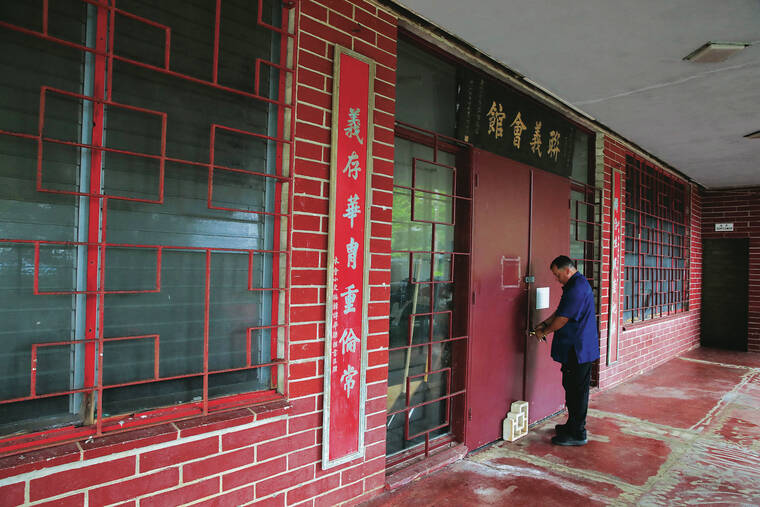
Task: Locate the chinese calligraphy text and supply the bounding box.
[458,71,577,177]
[486,101,506,139]
[323,47,374,469]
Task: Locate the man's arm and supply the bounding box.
[535,313,569,340]
[535,313,555,331]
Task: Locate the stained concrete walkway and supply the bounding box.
[366,347,760,506]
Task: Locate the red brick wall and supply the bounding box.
[596,138,702,389]
[0,2,396,506]
[701,187,760,352]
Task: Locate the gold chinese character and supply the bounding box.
[547,130,561,161]
[510,112,527,149]
[486,101,506,139]
[530,121,542,157]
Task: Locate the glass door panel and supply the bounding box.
[387,126,470,461]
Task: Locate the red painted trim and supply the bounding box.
[85,0,108,400]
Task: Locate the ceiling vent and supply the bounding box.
[744,130,760,139]
[684,42,750,63]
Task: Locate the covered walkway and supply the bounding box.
[367,347,760,505]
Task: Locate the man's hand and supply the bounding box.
[534,330,547,342]
[534,315,568,342]
[532,322,547,342]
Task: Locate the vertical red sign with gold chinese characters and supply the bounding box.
[607,169,623,364]
[322,47,375,469]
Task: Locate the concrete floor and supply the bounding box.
[366,347,760,506]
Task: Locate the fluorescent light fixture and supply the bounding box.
[684,41,750,63]
[744,130,760,139]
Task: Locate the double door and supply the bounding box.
[466,149,570,450]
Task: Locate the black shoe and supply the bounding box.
[554,423,568,435]
[551,433,588,446]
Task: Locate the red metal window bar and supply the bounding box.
[623,155,689,323]
[387,121,472,468]
[570,179,603,386]
[0,0,298,455]
[570,180,603,316]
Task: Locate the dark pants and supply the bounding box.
[561,347,592,437]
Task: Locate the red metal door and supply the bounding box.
[525,170,570,423]
[466,150,530,450]
[466,150,571,449]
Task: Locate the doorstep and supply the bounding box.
[384,443,468,491]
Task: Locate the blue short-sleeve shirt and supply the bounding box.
[550,272,600,365]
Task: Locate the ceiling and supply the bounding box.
[394,0,760,188]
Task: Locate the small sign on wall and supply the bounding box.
[535,287,550,310]
[715,223,734,232]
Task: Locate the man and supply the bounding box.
[534,255,599,446]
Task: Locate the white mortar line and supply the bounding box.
[0,414,288,487]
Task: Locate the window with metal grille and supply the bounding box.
[0,0,294,447]
[623,155,689,323]
[569,131,601,314]
[568,131,601,386]
[387,38,470,466]
[387,122,470,465]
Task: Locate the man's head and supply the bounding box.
[550,255,577,286]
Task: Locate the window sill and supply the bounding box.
[0,395,290,477]
[621,311,688,332]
